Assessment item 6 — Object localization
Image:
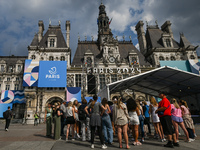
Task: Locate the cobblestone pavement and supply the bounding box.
[0,122,200,150]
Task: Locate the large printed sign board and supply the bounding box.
[23,60,67,87]
[67,87,81,103]
[38,61,67,87]
[23,60,39,87]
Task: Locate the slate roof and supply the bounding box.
[72,41,150,67]
[145,27,180,48]
[30,25,67,48]
[180,34,195,48]
[0,56,27,66]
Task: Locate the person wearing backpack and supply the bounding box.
[79,99,89,141]
[4,106,12,131]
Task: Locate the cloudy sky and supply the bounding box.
[0,0,200,59]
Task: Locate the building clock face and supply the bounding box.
[109,56,115,63]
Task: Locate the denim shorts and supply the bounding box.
[171,115,183,123]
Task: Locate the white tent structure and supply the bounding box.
[98,66,200,102]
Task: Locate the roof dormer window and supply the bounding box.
[48,36,57,48]
[166,39,171,47]
[50,39,55,47]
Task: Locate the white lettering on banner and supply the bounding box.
[45,67,60,79]
[117,68,121,74]
[85,67,141,74]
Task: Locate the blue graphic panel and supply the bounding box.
[38,61,67,87]
[67,87,81,103]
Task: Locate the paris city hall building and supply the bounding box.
[0,3,198,124]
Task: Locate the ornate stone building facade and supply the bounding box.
[135,21,199,66]
[1,3,199,123]
[69,3,152,99]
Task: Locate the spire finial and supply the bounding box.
[49,18,51,26]
[78,33,80,42]
[155,20,158,26]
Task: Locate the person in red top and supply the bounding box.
[155,93,179,148]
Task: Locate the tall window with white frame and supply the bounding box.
[18,65,21,72]
[99,74,105,89]
[6,85,10,90]
[16,77,19,81]
[14,84,19,90]
[166,39,171,47]
[111,74,117,83]
[8,66,13,72]
[7,77,10,81]
[60,56,65,61]
[75,74,81,87]
[49,56,54,61]
[50,39,55,47]
[1,65,4,72]
[31,55,36,60]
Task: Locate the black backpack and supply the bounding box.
[78,105,86,120]
[3,110,9,119]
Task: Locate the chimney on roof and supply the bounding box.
[38,20,44,43]
[66,20,71,48]
[135,21,147,55]
[161,21,174,39]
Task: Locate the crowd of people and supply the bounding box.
[43,93,197,149]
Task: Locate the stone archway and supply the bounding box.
[46,96,64,106]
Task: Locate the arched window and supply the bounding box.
[190,55,195,59]
[171,56,176,61]
[49,56,54,61]
[31,55,36,60]
[159,56,164,61]
[50,39,55,47]
[60,56,65,61]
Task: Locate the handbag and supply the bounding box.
[120,105,130,121]
[157,105,170,115]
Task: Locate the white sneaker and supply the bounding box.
[163,138,166,142]
[5,128,8,131]
[72,138,75,141]
[102,144,107,149]
[66,138,68,142]
[91,144,94,149]
[176,140,179,143]
[185,139,191,143]
[189,138,195,142]
[194,134,197,137]
[77,133,80,139]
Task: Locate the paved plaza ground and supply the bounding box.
[0,122,200,150]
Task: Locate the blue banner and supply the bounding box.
[38,61,67,87]
[67,87,81,103]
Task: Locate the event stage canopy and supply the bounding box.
[99,66,200,99]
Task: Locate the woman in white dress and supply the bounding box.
[127,98,142,146]
[73,100,80,138]
[149,96,165,142]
